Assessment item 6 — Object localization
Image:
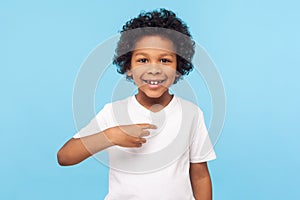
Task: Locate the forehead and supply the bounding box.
[133,35,176,53]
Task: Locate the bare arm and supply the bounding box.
[190,162,213,200]
[57,132,113,166]
[57,124,156,166]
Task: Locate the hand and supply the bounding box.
[103,123,157,148]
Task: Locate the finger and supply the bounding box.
[131,139,143,147]
[136,123,157,129]
[132,137,146,144]
[128,142,142,148]
[136,143,143,148]
[140,138,147,143]
[140,130,150,137]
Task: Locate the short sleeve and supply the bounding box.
[72,104,109,139]
[189,108,216,163]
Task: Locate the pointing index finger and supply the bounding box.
[136,123,157,129]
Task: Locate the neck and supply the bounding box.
[135,90,173,112]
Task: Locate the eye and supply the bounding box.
[137,58,148,63]
[160,58,171,63]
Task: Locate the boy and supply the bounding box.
[57,8,216,200]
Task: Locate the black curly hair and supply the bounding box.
[113,8,195,83]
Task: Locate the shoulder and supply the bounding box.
[96,96,132,115]
[175,96,203,116]
[103,96,132,108]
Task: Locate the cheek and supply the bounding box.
[164,66,177,77]
[131,71,144,84]
[129,66,146,77]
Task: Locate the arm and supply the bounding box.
[190,162,213,200]
[57,124,156,166]
[57,131,113,166]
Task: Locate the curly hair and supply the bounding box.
[113,8,195,83]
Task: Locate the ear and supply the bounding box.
[126,69,133,80]
[173,71,181,84]
[126,69,132,77]
[175,71,181,78]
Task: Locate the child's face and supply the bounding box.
[127,35,178,99]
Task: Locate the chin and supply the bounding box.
[137,85,170,99]
[143,89,171,99]
[144,92,164,99]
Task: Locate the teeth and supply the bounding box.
[145,80,163,85]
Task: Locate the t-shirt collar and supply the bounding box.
[130,94,178,115]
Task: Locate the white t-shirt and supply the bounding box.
[73,95,216,200]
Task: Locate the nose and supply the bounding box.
[146,64,162,75]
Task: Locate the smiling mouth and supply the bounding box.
[142,79,165,85]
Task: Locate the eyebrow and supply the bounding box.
[133,52,176,57]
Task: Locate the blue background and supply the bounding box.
[1,0,299,199]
